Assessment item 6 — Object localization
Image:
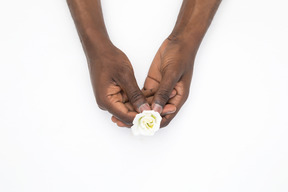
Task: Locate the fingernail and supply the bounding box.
[170,89,177,98]
[162,109,176,116]
[138,103,151,112]
[152,103,163,114]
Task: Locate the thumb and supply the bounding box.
[118,73,150,113]
[152,70,181,113]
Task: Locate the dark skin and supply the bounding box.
[67,0,221,127]
[67,0,151,125]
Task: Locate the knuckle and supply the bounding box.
[160,113,176,128]
[115,65,134,84]
[183,93,189,102]
[116,115,133,125]
[123,117,133,125]
[95,96,107,111]
[182,90,190,103]
[161,119,171,128]
[128,90,144,105]
[156,89,171,104]
[97,104,107,111]
[118,64,133,76]
[165,69,180,80]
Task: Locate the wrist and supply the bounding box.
[67,0,114,59]
[169,0,221,51]
[169,16,211,50]
[167,32,200,56]
[80,28,115,60]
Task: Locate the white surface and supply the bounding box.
[1,0,288,191]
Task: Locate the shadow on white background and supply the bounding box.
[0,0,288,191]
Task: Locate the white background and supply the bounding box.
[1,0,288,191]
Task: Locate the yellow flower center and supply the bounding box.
[140,115,156,129]
[146,121,154,128]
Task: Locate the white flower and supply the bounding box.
[131,110,162,136]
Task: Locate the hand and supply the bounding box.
[68,0,221,128]
[141,0,222,127]
[112,37,196,127]
[144,37,196,127]
[89,44,150,126]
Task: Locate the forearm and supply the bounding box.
[67,0,113,58]
[170,0,221,49]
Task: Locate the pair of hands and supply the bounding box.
[67,0,221,128]
[91,36,196,128]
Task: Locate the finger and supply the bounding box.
[145,96,153,105]
[160,79,190,127]
[111,103,177,128]
[117,121,131,127]
[142,87,176,99]
[118,72,151,112]
[145,97,177,115]
[162,104,176,116]
[161,113,177,128]
[160,101,183,127]
[106,101,137,125]
[121,92,129,103]
[142,88,156,98]
[143,76,160,91]
[152,70,181,113]
[111,116,131,128]
[170,89,177,98]
[111,116,118,123]
[124,102,134,111]
[160,100,182,128]
[142,75,160,97]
